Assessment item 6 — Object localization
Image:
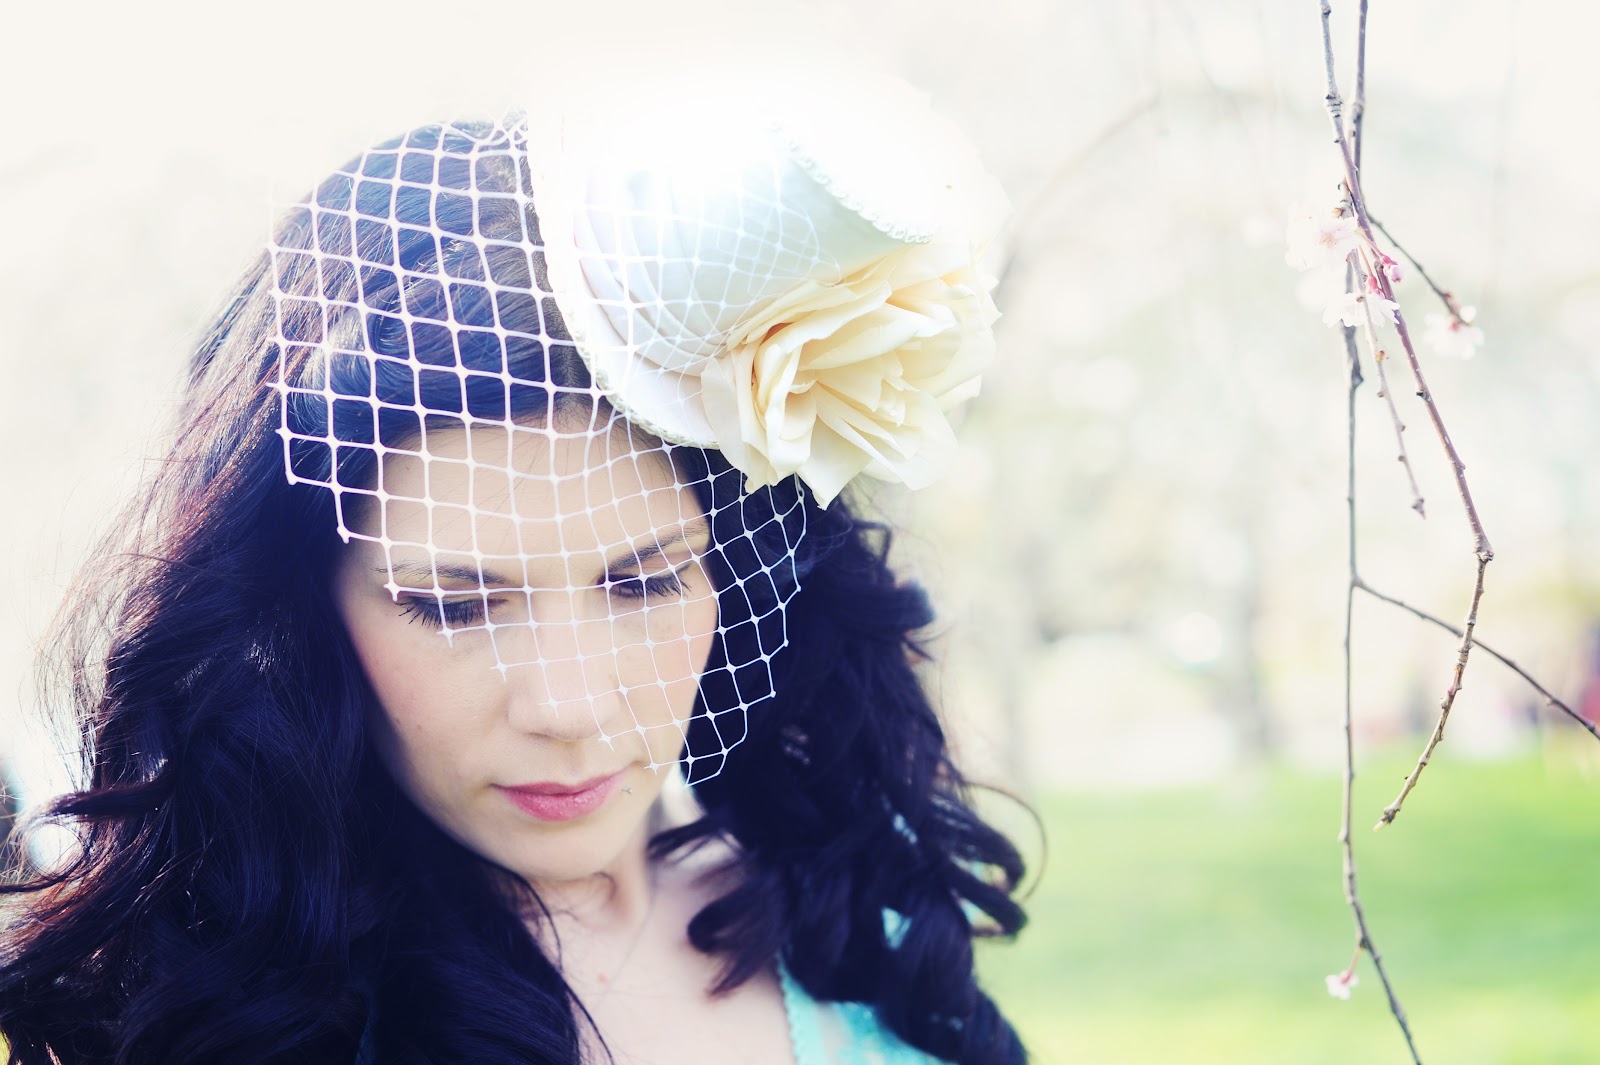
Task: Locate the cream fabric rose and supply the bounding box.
[700,241,997,506]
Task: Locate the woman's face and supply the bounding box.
[332,417,718,886]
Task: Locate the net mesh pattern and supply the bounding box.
[267,119,809,782]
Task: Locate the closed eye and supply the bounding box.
[605,562,692,602]
[398,596,489,629]
[391,559,697,625]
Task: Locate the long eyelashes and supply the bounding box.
[398,596,488,629]
[605,570,686,602]
[396,570,689,629]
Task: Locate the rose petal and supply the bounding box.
[793,425,874,506]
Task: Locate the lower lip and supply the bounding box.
[496,773,625,823]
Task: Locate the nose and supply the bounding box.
[500,617,622,743]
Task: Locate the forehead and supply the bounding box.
[356,419,701,556]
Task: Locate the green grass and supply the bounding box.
[977,748,1600,1064]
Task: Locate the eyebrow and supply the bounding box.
[375,517,712,588]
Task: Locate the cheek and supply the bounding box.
[614,595,718,724]
[364,666,506,826]
[341,604,491,792]
[648,589,718,686]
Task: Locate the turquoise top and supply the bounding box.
[778,959,951,1065]
[353,953,952,1064]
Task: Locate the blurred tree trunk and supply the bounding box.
[1224,505,1276,759]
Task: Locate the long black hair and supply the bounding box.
[0,120,1027,1065]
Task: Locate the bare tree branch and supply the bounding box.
[1321,0,1493,833]
[1376,557,1490,828]
[1356,580,1600,741]
[1324,2,1422,1058]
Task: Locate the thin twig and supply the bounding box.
[1345,0,1423,520]
[1377,295,1491,564]
[1353,257,1425,517]
[1376,556,1490,828]
[1319,7,1369,219]
[1324,4,1423,1060]
[1343,0,1426,520]
[1336,268,1421,1064]
[1366,214,1470,323]
[1356,580,1600,742]
[1352,0,1368,171]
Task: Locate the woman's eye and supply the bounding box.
[397,597,488,628]
[607,570,686,601]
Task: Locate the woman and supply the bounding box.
[0,74,1027,1065]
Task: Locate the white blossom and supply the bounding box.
[1323,291,1400,329]
[1285,201,1360,271]
[1422,308,1485,359]
[1325,971,1360,1000]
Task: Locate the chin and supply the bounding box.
[473,800,649,885]
[494,834,633,887]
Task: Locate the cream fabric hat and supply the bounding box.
[528,71,1007,505]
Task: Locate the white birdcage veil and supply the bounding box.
[267,76,1002,782]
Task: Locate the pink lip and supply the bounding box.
[495,771,625,823]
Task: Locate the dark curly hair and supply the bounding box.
[0,121,1028,1065]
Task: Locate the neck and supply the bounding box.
[532,807,660,937]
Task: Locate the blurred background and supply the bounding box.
[3,0,1597,1061]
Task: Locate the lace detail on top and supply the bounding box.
[778,959,951,1065]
